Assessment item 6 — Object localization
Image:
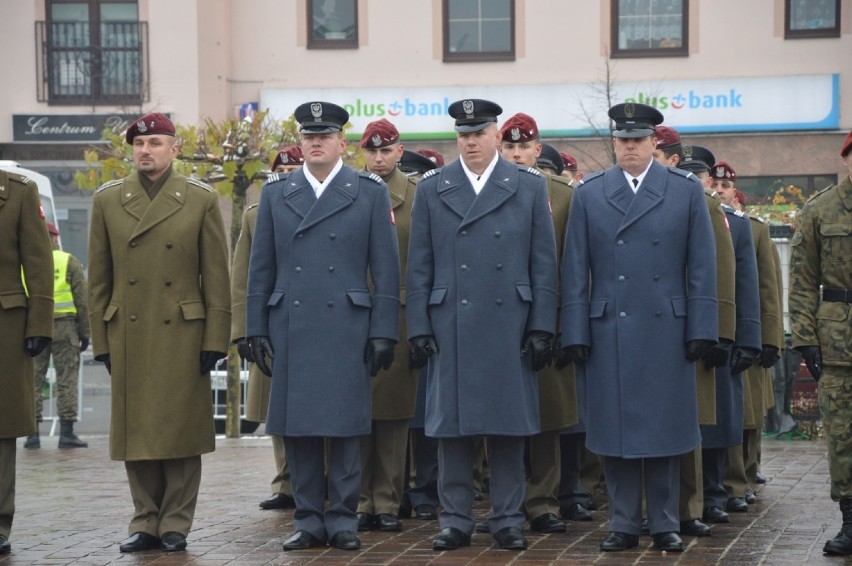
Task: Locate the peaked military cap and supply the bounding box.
[608,103,664,139]
[537,143,564,175]
[679,144,716,173]
[448,99,503,133]
[399,149,438,175]
[294,101,349,134]
[125,112,175,143]
[500,112,539,142]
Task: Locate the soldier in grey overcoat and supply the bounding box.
[246,102,400,552]
[559,103,717,553]
[0,169,53,555]
[701,204,761,520]
[406,99,558,551]
[88,113,231,553]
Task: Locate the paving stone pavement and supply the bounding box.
[2,435,847,565]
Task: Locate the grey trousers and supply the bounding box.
[604,454,680,535]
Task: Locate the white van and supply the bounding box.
[0,160,58,229]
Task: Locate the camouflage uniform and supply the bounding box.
[33,248,90,422]
[789,175,852,502]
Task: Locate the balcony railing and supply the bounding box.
[36,20,149,105]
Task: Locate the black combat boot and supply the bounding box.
[23,431,40,449]
[58,420,88,448]
[824,498,852,555]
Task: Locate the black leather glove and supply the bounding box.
[248,336,274,377]
[200,351,226,374]
[797,345,822,382]
[409,335,438,370]
[730,347,758,375]
[234,337,254,364]
[25,336,51,357]
[556,345,591,369]
[365,338,395,377]
[704,339,733,370]
[79,338,89,352]
[758,344,781,369]
[96,353,111,375]
[522,331,553,371]
[685,339,715,362]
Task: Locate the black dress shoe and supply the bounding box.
[415,504,438,520]
[702,506,730,524]
[0,534,10,555]
[432,527,471,550]
[119,531,160,553]
[641,518,650,535]
[357,512,375,531]
[745,489,756,504]
[282,530,325,550]
[584,498,599,510]
[530,513,566,533]
[160,531,187,552]
[680,518,712,536]
[493,526,528,550]
[560,503,592,521]
[330,530,361,550]
[756,471,767,484]
[375,513,402,531]
[600,531,639,551]
[475,521,490,533]
[726,497,748,512]
[259,492,295,510]
[653,531,684,551]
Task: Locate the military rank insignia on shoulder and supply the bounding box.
[804,184,834,204]
[721,203,746,217]
[359,171,384,185]
[520,166,541,176]
[748,214,765,224]
[265,172,287,185]
[669,168,693,180]
[580,170,604,184]
[95,179,124,193]
[187,178,214,192]
[420,168,440,180]
[245,202,259,211]
[704,188,719,199]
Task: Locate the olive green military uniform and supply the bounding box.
[726,214,781,500]
[231,203,291,497]
[679,190,737,522]
[789,177,852,501]
[359,166,419,518]
[33,248,90,422]
[0,170,54,540]
[526,172,577,520]
[88,167,231,538]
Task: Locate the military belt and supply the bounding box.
[823,288,852,303]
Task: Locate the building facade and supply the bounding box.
[1,0,849,265]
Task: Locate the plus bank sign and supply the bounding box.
[630,89,743,111]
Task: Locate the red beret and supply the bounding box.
[734,189,748,205]
[125,112,175,143]
[654,125,681,148]
[560,152,578,171]
[359,118,400,148]
[46,222,60,236]
[271,146,304,170]
[417,148,444,167]
[500,113,539,142]
[841,130,852,158]
[710,160,736,182]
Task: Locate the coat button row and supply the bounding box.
[295,266,302,272]
[460,264,467,271]
[329,233,336,240]
[494,231,501,237]
[655,310,662,316]
[165,281,172,286]
[653,275,660,281]
[618,275,625,282]
[165,319,171,324]
[129,278,137,285]
[166,242,173,249]
[461,299,468,305]
[460,230,467,235]
[496,264,503,270]
[619,312,627,318]
[328,266,334,272]
[293,300,300,306]
[129,241,137,248]
[130,315,137,321]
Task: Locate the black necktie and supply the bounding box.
[632,178,639,190]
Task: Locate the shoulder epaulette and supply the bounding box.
[704,188,720,199]
[805,183,835,204]
[748,214,765,224]
[579,170,604,185]
[520,165,541,176]
[265,172,288,185]
[245,202,259,211]
[669,167,693,179]
[549,174,572,188]
[95,179,123,193]
[4,170,35,188]
[420,169,440,180]
[360,171,384,185]
[721,203,746,217]
[187,178,214,192]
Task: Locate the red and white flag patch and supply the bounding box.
[389,207,396,225]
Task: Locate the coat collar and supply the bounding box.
[284,167,359,233]
[383,167,409,210]
[839,175,852,211]
[605,160,666,235]
[125,170,186,240]
[438,158,518,228]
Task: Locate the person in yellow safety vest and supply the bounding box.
[24,223,90,449]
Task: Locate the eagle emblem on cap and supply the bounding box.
[683,145,693,159]
[311,103,323,119]
[624,103,635,118]
[716,166,727,178]
[137,119,147,133]
[371,134,382,147]
[463,99,475,117]
[510,127,521,141]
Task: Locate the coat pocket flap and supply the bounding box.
[817,302,850,322]
[428,287,447,305]
[820,223,852,237]
[589,299,607,318]
[0,293,27,310]
[515,283,533,302]
[267,291,284,306]
[180,302,207,320]
[103,303,119,321]
[671,296,688,317]
[347,291,373,308]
